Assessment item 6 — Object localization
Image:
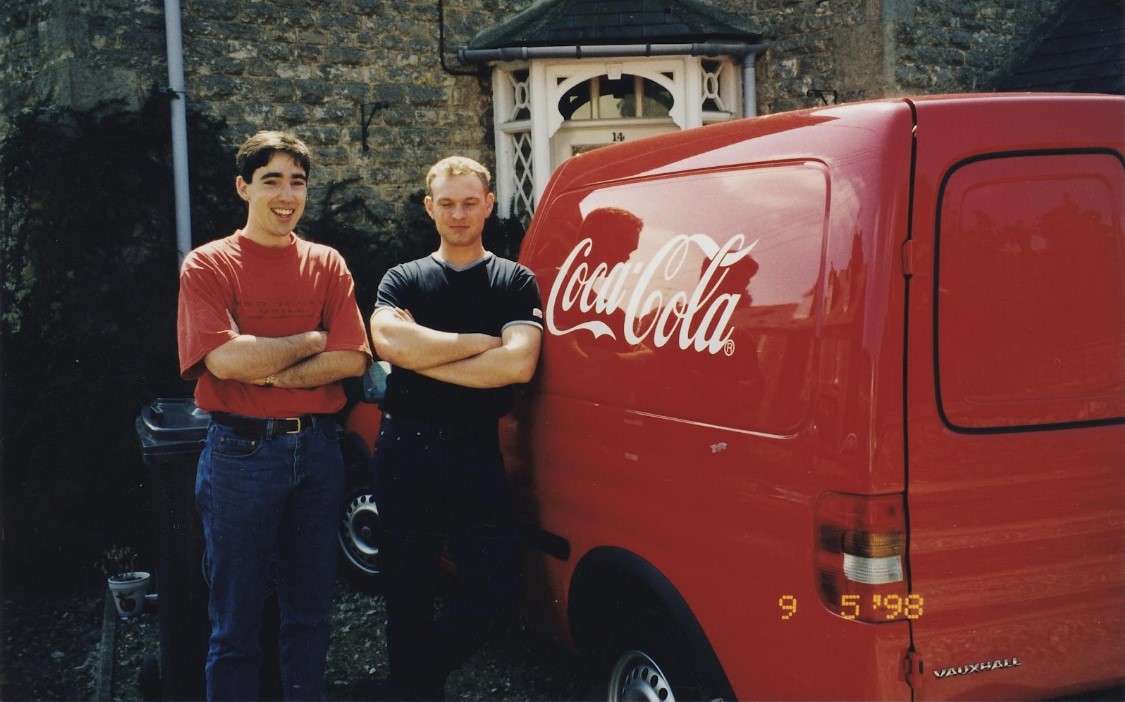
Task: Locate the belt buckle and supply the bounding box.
[286,417,302,434]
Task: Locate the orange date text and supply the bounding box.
[778,593,924,620]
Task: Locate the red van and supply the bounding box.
[494,94,1125,701]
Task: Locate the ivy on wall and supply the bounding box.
[0,92,236,588]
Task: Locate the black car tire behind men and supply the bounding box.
[337,426,382,590]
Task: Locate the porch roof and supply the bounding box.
[466,0,762,50]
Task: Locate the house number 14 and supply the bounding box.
[611,132,625,142]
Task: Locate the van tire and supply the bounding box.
[337,436,381,589]
[338,482,381,587]
[570,549,734,702]
[607,649,676,702]
[598,611,717,702]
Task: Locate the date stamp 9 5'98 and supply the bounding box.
[778,594,924,621]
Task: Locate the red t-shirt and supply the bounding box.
[177,231,372,417]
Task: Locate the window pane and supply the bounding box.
[560,80,592,120]
[557,75,673,121]
[643,80,673,116]
[598,76,633,118]
[937,153,1125,429]
[512,69,530,121]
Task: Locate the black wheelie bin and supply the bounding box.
[136,397,281,701]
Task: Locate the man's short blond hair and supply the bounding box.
[426,156,491,196]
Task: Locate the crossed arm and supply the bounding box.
[369,307,542,389]
[204,318,368,389]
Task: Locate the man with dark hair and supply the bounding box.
[178,130,371,700]
[369,156,543,700]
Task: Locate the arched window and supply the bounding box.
[491,55,744,223]
[559,74,674,120]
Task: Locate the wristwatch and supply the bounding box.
[263,375,276,388]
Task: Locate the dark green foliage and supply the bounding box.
[482,208,528,263]
[303,183,435,313]
[0,93,232,592]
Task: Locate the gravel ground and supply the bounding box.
[1,576,591,701]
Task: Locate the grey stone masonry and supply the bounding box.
[2,0,1067,221]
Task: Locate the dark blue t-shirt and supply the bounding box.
[374,252,542,423]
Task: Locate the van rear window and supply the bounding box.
[532,162,829,434]
[936,151,1125,431]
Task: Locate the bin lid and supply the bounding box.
[136,397,210,455]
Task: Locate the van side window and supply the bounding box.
[935,151,1125,431]
[533,164,830,434]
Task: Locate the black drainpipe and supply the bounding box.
[438,0,483,77]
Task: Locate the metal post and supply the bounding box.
[164,0,192,269]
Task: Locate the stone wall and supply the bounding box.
[0,0,167,141]
[893,0,1065,93]
[1,2,47,142]
[1,0,1066,223]
[179,0,526,221]
[709,0,1065,113]
[1,0,526,225]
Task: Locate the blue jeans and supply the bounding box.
[195,416,344,701]
[373,415,521,698]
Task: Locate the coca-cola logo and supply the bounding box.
[546,233,759,356]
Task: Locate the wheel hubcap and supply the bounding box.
[609,650,675,702]
[339,492,380,575]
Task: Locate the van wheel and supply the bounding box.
[338,483,381,588]
[608,649,676,702]
[596,614,716,702]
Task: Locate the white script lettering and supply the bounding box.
[546,233,759,355]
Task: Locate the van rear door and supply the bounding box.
[903,96,1125,700]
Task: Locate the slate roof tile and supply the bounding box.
[467,0,760,50]
[1001,0,1124,94]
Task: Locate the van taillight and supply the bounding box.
[816,492,913,623]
